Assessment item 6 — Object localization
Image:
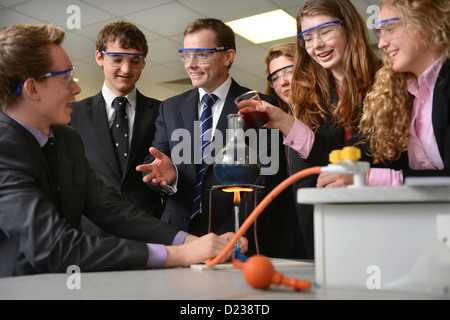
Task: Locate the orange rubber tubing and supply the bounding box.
[206,166,321,267]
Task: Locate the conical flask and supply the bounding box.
[214,114,260,185]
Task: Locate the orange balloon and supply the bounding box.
[242,255,274,289]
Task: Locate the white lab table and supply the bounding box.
[297,185,450,292]
[0,263,440,301]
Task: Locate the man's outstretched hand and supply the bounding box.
[136,147,176,187]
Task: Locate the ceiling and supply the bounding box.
[0,0,379,102]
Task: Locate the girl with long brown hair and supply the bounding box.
[242,0,379,258]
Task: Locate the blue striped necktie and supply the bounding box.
[191,93,218,220]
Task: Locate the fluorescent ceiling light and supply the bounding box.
[226,9,297,44]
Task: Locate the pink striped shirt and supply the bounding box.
[368,56,446,186]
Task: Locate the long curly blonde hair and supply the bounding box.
[359,0,450,164]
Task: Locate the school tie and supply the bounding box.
[111,97,129,174]
[191,93,218,220]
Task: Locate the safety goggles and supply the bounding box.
[101,51,146,68]
[15,66,76,95]
[372,17,403,42]
[178,47,230,64]
[267,65,294,88]
[297,20,342,49]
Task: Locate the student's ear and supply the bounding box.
[22,78,40,101]
[95,50,104,68]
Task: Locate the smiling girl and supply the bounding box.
[246,0,379,165]
[360,0,450,185]
[241,0,379,258]
[318,0,450,188]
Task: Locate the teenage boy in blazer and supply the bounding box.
[70,21,164,235]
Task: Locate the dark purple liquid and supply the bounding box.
[214,164,260,185]
[242,111,269,129]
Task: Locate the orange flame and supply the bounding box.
[234,191,240,204]
[222,187,254,204]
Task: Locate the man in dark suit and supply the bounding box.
[137,18,287,252]
[70,21,164,236]
[0,24,242,277]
